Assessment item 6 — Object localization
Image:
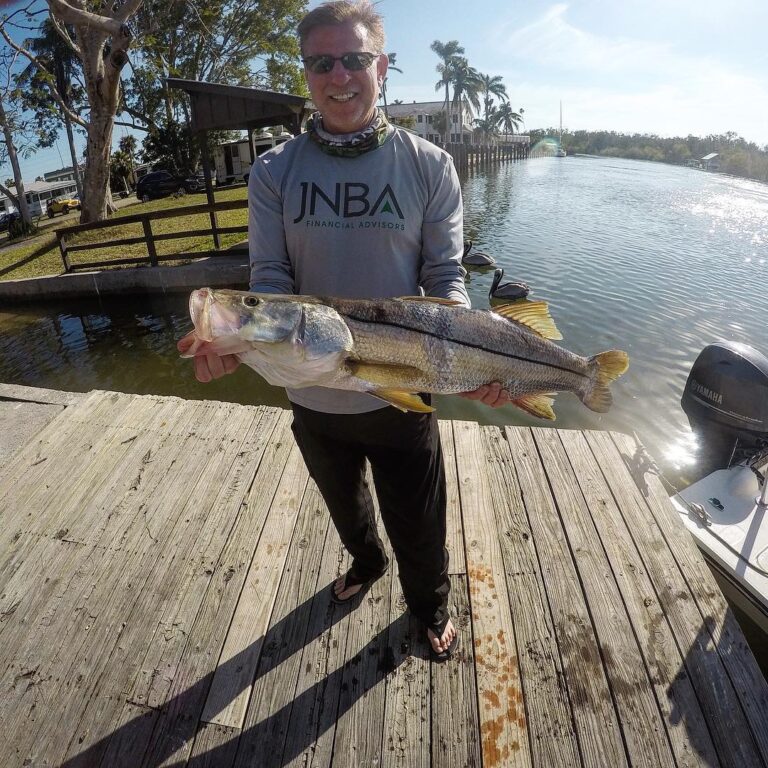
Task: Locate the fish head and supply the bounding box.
[190,288,305,347]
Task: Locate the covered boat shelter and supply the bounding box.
[166,78,310,246]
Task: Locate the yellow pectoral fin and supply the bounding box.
[370,389,436,413]
[493,299,563,340]
[347,360,425,388]
[511,393,557,420]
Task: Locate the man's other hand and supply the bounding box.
[177,332,241,383]
[458,382,511,408]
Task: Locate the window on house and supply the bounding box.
[452,114,458,123]
[417,114,423,123]
[427,115,433,124]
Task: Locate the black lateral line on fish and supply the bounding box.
[342,313,589,379]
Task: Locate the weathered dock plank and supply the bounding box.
[431,573,481,768]
[505,426,629,767]
[562,428,720,768]
[0,391,766,768]
[439,419,466,575]
[532,426,677,768]
[227,480,331,767]
[453,420,531,768]
[200,437,308,729]
[330,483,394,768]
[481,427,581,768]
[381,560,430,768]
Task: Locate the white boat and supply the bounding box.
[668,341,768,631]
[555,101,566,157]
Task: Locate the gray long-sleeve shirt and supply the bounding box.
[248,126,470,414]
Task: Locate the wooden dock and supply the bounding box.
[1,390,767,768]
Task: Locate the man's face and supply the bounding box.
[302,21,388,135]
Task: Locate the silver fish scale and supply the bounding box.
[329,297,594,397]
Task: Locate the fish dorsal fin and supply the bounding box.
[396,296,464,306]
[512,393,557,420]
[370,389,435,413]
[493,299,563,340]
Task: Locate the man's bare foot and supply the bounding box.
[333,573,364,601]
[428,619,457,655]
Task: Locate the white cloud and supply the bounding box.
[491,4,768,144]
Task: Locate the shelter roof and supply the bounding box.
[167,79,310,133]
[701,152,719,160]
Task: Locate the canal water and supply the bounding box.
[2,154,767,668]
[3,156,766,490]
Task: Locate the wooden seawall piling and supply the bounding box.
[445,141,530,174]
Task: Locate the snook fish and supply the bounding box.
[183,287,629,419]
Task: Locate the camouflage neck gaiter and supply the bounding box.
[307,108,393,158]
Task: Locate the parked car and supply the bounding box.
[0,210,20,232]
[136,170,201,202]
[47,196,81,218]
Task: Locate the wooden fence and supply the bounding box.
[445,142,530,173]
[56,198,248,273]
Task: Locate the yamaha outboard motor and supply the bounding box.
[681,341,768,475]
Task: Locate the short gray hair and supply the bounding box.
[297,1,386,55]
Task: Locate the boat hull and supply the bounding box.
[670,463,768,632]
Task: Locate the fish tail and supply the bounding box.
[580,350,630,413]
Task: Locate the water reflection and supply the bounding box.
[1,156,767,491]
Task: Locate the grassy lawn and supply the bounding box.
[0,186,249,282]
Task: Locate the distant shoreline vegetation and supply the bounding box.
[529,129,768,183]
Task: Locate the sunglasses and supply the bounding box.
[302,51,379,74]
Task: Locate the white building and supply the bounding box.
[0,179,79,217]
[385,100,475,144]
[214,129,293,186]
[43,166,84,184]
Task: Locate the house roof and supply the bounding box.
[2,179,78,199]
[167,78,310,133]
[385,100,473,118]
[701,152,719,161]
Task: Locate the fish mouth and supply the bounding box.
[190,288,214,341]
[190,287,247,342]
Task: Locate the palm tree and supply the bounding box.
[473,106,499,145]
[431,40,464,143]
[496,102,524,138]
[118,134,138,188]
[18,19,83,200]
[450,59,482,144]
[478,74,508,125]
[380,53,402,119]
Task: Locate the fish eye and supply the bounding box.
[243,296,260,307]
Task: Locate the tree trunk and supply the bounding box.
[63,110,83,201]
[81,109,115,223]
[444,82,450,144]
[0,97,33,225]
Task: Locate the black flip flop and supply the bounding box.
[330,567,384,605]
[427,618,460,662]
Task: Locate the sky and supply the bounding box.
[6,0,768,182]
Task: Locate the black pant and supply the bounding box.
[290,401,450,628]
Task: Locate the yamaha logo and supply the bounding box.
[691,380,723,405]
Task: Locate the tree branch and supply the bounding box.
[0,182,20,207]
[0,23,87,128]
[114,119,148,132]
[47,0,122,36]
[47,9,82,58]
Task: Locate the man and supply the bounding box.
[180,0,510,661]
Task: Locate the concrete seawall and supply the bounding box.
[0,254,249,304]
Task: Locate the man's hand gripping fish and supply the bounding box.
[181,288,629,419]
